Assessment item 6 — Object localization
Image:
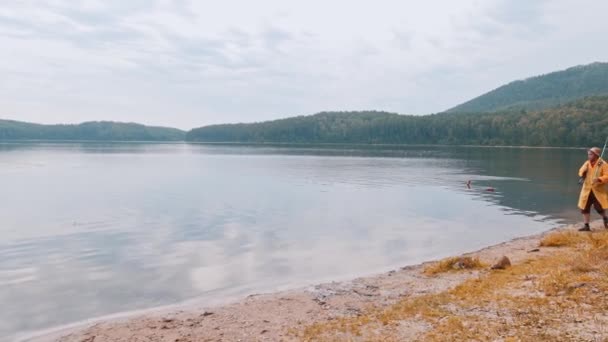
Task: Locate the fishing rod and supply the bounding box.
[593,135,608,180]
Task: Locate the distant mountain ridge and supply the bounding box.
[0,120,185,141]
[3,62,608,146]
[446,62,608,113]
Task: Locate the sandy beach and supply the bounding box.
[21,221,608,342]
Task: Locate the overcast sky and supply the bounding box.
[1,0,607,129]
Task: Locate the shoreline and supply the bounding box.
[19,221,592,342]
[0,140,587,150]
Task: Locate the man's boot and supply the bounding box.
[579,223,591,231]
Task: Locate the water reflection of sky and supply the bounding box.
[0,143,584,341]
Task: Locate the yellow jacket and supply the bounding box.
[578,158,608,209]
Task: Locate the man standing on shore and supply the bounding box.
[578,147,608,231]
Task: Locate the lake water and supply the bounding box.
[0,142,585,341]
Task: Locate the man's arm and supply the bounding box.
[597,161,608,183]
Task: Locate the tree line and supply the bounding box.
[186,96,608,147]
[3,96,607,147]
[0,120,185,141]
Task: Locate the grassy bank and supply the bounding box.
[298,229,608,341]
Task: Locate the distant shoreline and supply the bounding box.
[0,140,587,150]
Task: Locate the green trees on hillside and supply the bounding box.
[187,96,608,147]
[447,62,608,113]
[4,95,606,147]
[0,121,185,141]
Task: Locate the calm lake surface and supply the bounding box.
[0,142,585,340]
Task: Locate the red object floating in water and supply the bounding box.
[467,180,495,192]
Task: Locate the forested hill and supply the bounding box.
[446,62,608,113]
[0,120,185,141]
[187,111,398,144]
[186,96,608,147]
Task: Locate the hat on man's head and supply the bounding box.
[589,147,601,156]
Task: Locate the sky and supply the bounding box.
[0,0,607,129]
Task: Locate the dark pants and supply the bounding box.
[581,191,606,214]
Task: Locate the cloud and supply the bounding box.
[0,0,607,129]
[392,30,415,51]
[261,26,292,51]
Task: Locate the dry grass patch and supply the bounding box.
[423,256,485,276]
[568,252,598,273]
[539,230,590,247]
